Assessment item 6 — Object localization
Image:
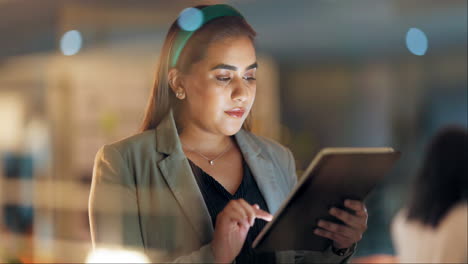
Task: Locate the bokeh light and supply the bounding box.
[177,7,204,31]
[406,28,428,56]
[86,248,150,263]
[60,30,82,56]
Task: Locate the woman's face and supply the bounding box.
[178,36,257,136]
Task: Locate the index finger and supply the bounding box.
[253,205,273,222]
[344,200,367,216]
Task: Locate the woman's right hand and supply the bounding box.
[211,199,273,263]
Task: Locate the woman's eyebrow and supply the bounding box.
[210,62,258,71]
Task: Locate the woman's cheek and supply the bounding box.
[249,89,256,108]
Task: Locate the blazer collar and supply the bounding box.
[154,110,283,245]
[234,131,283,215]
[155,110,184,156]
[155,110,214,244]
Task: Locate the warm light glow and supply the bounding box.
[86,248,150,263]
[0,93,24,151]
[60,30,83,56]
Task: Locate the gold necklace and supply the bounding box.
[182,140,233,166]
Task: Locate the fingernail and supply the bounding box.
[329,208,335,214]
[318,220,324,226]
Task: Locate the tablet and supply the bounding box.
[252,147,400,252]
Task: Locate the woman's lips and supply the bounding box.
[225,108,245,118]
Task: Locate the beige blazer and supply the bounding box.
[89,110,353,263]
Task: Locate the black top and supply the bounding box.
[188,159,276,263]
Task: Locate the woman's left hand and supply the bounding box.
[314,199,368,249]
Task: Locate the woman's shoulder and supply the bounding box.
[239,130,293,161]
[392,202,468,232]
[391,208,408,231]
[98,129,157,157]
[439,201,468,228]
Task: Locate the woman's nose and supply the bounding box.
[232,78,249,102]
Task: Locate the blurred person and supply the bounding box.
[89,4,367,263]
[391,126,468,263]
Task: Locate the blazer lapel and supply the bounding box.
[235,131,285,215]
[155,110,214,245]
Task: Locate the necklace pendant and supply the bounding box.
[209,160,214,165]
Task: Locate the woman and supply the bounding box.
[392,126,468,263]
[89,4,367,263]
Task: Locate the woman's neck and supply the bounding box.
[177,122,233,154]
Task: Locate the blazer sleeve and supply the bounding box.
[276,147,355,264]
[88,145,217,263]
[88,145,144,249]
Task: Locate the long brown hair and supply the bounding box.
[139,5,257,132]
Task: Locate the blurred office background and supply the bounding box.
[0,0,466,262]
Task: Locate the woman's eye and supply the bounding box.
[243,76,256,81]
[216,76,231,82]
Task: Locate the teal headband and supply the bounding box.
[170,4,243,68]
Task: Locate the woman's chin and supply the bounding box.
[220,122,244,136]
